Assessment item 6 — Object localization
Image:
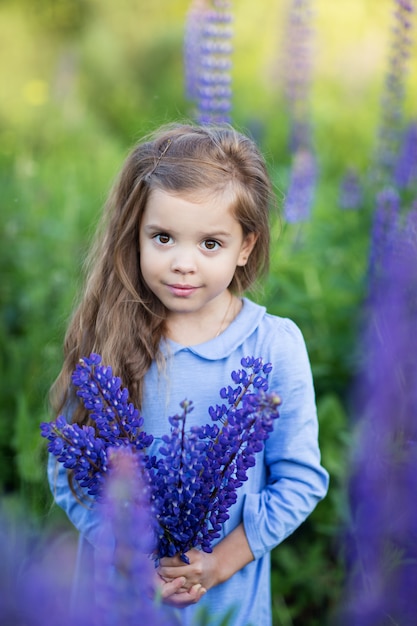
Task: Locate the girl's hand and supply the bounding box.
[158,548,218,593]
[155,571,207,607]
[157,523,254,606]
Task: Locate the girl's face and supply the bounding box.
[139,188,256,324]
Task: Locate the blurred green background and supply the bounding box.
[1,0,416,624]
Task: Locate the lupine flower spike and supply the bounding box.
[40,354,153,497]
[373,0,416,186]
[367,187,400,299]
[184,0,233,124]
[282,0,317,222]
[394,120,417,189]
[282,0,315,153]
[184,0,207,104]
[284,149,317,223]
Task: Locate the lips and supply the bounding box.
[166,284,200,297]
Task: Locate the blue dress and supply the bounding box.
[48,298,329,626]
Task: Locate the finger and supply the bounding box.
[163,584,207,608]
[159,576,186,600]
[158,564,190,581]
[190,583,207,600]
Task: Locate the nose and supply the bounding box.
[170,249,197,274]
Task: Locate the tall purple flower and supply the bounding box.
[94,448,175,626]
[367,186,401,296]
[284,149,317,223]
[40,354,153,497]
[184,0,233,124]
[184,0,206,103]
[340,225,417,625]
[282,0,315,153]
[281,0,317,222]
[373,0,415,186]
[394,120,417,188]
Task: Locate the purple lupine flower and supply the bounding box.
[281,0,317,222]
[94,448,175,626]
[184,0,233,124]
[197,384,280,553]
[184,0,206,103]
[339,224,417,625]
[41,416,108,496]
[71,354,153,451]
[40,355,153,497]
[179,359,280,559]
[284,149,317,222]
[394,120,417,188]
[282,0,315,153]
[367,186,401,296]
[339,168,364,210]
[0,463,174,626]
[373,0,415,185]
[147,399,211,562]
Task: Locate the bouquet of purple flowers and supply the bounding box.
[41,354,281,563]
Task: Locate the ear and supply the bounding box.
[237,232,258,267]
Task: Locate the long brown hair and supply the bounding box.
[50,122,274,426]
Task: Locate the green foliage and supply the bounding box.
[0,113,124,512]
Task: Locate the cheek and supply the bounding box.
[139,242,152,277]
[140,244,164,278]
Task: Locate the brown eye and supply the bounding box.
[203,240,220,251]
[155,233,172,245]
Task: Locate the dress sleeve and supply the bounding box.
[242,319,329,560]
[47,452,102,547]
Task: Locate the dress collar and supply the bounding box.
[161,298,266,360]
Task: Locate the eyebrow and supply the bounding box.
[143,224,233,239]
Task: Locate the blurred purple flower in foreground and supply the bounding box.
[94,448,176,626]
[0,451,176,626]
[340,224,417,625]
[0,511,86,626]
[184,0,233,124]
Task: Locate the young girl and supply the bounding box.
[48,122,329,625]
